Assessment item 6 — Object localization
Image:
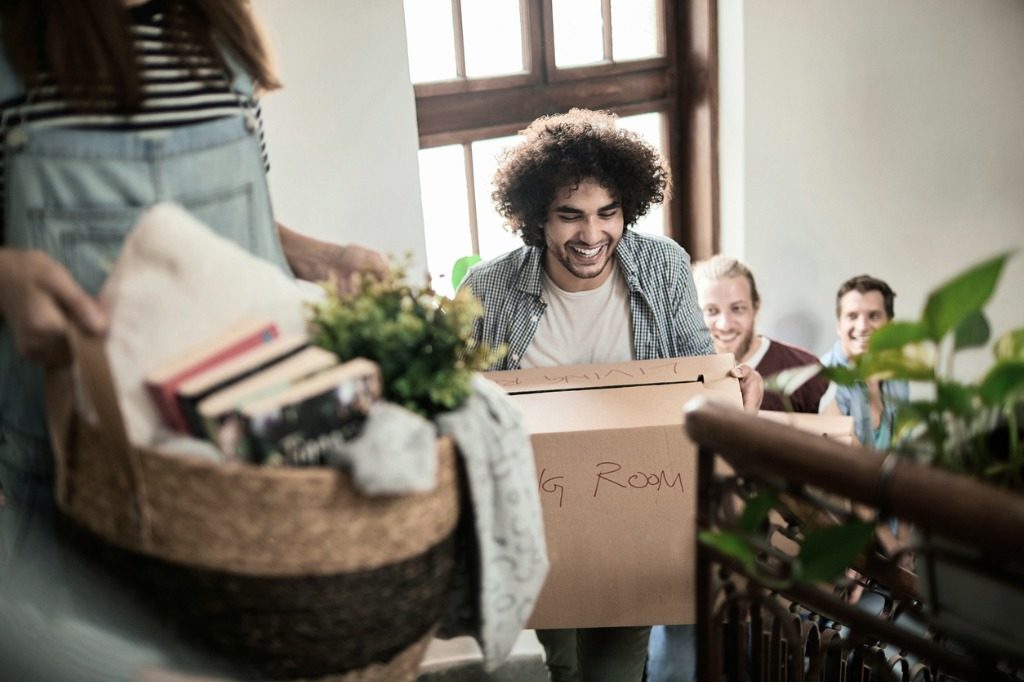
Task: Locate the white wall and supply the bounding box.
[728,0,1024,380]
[252,0,427,273]
[248,1,1023,382]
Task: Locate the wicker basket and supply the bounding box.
[45,332,461,680]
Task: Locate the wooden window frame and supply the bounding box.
[411,0,719,258]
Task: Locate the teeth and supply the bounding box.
[572,245,601,258]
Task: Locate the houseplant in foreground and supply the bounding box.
[702,251,1024,599]
[821,251,1024,488]
[308,260,503,419]
[817,250,1024,654]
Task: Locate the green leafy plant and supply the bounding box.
[699,490,877,588]
[703,251,1023,585]
[820,251,1024,488]
[308,261,504,419]
[451,254,482,290]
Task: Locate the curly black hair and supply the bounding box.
[492,108,671,248]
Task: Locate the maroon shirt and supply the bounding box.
[756,338,830,413]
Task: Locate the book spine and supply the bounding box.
[242,370,380,466]
[177,342,307,437]
[200,375,311,447]
[146,324,278,432]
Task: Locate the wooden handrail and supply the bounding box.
[684,397,1024,559]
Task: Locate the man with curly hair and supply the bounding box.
[461,109,761,682]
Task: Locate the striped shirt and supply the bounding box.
[0,0,268,244]
[461,229,715,370]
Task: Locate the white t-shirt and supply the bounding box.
[521,262,634,369]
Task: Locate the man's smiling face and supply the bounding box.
[542,178,624,292]
[837,289,889,358]
[697,275,759,363]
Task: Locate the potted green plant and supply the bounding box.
[702,251,1024,654]
[308,261,503,419]
[814,251,1024,654]
[822,252,1023,483]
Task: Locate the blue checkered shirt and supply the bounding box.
[461,229,714,370]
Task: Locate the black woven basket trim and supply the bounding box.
[58,513,457,680]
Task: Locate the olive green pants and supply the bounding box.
[536,626,650,682]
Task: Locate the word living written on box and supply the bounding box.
[538,460,685,509]
[490,359,705,392]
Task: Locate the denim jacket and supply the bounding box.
[820,341,909,450]
[0,47,287,473]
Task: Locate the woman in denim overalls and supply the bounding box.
[0,0,385,608]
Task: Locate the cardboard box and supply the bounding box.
[484,354,741,629]
[753,411,859,559]
[757,411,856,445]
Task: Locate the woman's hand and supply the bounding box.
[0,248,107,367]
[276,223,388,293]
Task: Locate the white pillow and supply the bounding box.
[99,202,321,448]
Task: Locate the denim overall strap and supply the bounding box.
[0,49,287,468]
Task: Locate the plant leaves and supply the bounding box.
[451,254,482,290]
[740,492,779,533]
[954,310,990,350]
[797,520,875,583]
[308,258,498,418]
[819,364,862,387]
[763,364,823,397]
[922,252,1013,341]
[893,403,928,444]
[936,381,974,416]
[858,349,934,381]
[994,328,1024,361]
[699,531,756,573]
[868,321,927,352]
[979,360,1024,406]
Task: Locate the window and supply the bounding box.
[404,0,717,294]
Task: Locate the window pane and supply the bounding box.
[552,0,605,68]
[611,0,661,61]
[462,0,525,78]
[618,111,667,236]
[417,146,474,296]
[472,136,524,260]
[403,0,457,83]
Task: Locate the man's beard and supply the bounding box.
[549,238,615,283]
[734,328,755,363]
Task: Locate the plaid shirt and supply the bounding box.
[462,229,714,370]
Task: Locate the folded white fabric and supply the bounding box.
[435,374,549,670]
[99,202,317,448]
[329,402,438,494]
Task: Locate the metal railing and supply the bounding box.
[687,399,1024,682]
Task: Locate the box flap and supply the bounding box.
[758,411,857,445]
[486,354,736,393]
[485,355,741,434]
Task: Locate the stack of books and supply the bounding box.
[144,317,381,466]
